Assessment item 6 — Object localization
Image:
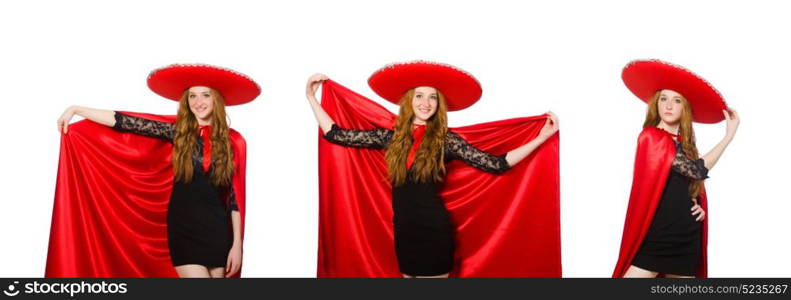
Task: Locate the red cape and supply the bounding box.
[317,80,561,277]
[612,127,708,277]
[46,112,247,278]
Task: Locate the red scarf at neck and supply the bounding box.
[658,126,682,142]
[199,125,212,172]
[406,124,426,169]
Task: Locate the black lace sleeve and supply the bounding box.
[228,185,239,212]
[445,131,511,174]
[672,142,709,180]
[112,112,176,141]
[322,124,393,149]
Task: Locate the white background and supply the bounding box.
[1,0,788,277]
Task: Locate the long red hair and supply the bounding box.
[643,90,703,198]
[385,88,449,186]
[172,88,234,186]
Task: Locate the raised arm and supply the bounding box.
[323,125,393,149]
[504,111,559,166]
[57,105,116,134]
[111,112,175,141]
[701,109,740,170]
[445,131,511,174]
[305,73,337,134]
[58,105,175,141]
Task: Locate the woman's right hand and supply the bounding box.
[57,106,79,134]
[723,108,740,139]
[306,73,329,99]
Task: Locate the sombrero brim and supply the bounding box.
[147,64,260,106]
[368,61,482,111]
[622,59,728,124]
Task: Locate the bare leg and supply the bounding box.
[623,265,658,278]
[665,273,694,278]
[208,267,225,278]
[174,264,211,278]
[402,274,414,278]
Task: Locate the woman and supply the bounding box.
[55,64,258,278]
[306,61,559,278]
[613,59,739,278]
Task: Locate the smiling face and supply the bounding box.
[411,86,439,125]
[187,86,215,124]
[657,89,685,125]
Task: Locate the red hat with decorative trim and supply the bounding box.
[622,59,728,123]
[368,60,482,111]
[147,64,260,106]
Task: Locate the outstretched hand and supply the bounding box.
[538,111,559,141]
[57,106,78,134]
[306,73,329,99]
[723,108,739,139]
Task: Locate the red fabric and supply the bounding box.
[405,125,426,169]
[622,59,728,124]
[199,125,212,173]
[612,127,708,278]
[46,112,247,278]
[317,80,561,277]
[147,64,261,106]
[368,61,482,111]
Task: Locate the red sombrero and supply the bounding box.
[147,64,260,106]
[622,59,728,123]
[368,60,482,111]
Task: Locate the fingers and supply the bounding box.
[724,108,740,122]
[226,259,240,277]
[60,119,68,134]
[231,262,240,277]
[225,256,232,273]
[690,204,701,216]
[547,111,559,126]
[690,204,705,221]
[545,111,559,131]
[695,210,705,221]
[730,108,739,121]
[310,73,329,83]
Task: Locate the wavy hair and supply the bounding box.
[385,88,449,186]
[643,90,702,198]
[172,88,234,186]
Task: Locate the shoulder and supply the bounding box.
[444,130,462,141]
[636,127,675,158]
[229,129,246,147]
[637,127,670,145]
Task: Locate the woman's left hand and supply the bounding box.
[724,109,740,139]
[225,245,242,277]
[691,202,706,222]
[538,111,559,141]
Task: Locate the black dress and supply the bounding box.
[113,112,239,268]
[323,124,510,276]
[632,140,709,276]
